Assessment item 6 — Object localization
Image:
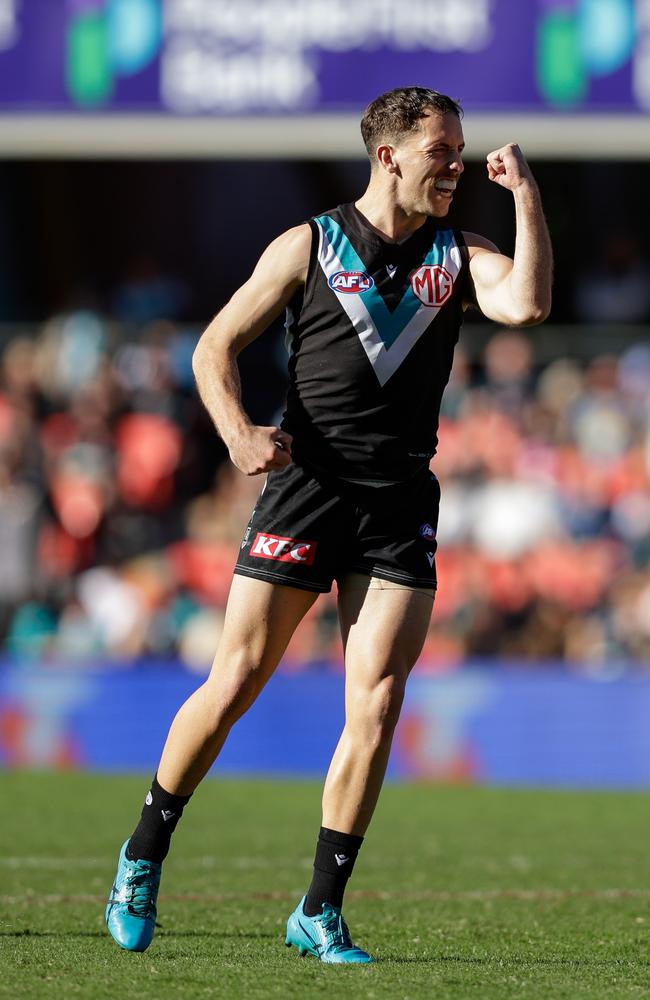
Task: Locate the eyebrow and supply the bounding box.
[425,142,465,151]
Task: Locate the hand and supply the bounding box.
[486,143,535,192]
[228,425,293,476]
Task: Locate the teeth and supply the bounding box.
[435,179,456,191]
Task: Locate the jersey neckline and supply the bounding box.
[348,201,437,251]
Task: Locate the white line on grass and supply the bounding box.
[3,888,650,905]
[0,857,104,869]
[0,855,280,870]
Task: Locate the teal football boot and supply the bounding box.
[105,841,161,952]
[285,896,374,963]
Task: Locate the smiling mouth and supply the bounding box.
[434,178,457,197]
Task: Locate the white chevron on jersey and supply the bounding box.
[315,218,462,387]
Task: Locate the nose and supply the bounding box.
[449,151,464,174]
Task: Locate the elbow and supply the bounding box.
[516,309,549,327]
[191,330,229,380]
[192,338,219,387]
[191,338,207,378]
[509,299,551,327]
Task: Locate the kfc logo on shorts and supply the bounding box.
[419,522,436,540]
[411,265,454,306]
[328,270,374,294]
[250,532,317,565]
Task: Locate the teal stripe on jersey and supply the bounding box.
[315,214,450,350]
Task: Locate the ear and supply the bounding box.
[376,143,399,175]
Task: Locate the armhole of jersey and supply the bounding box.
[300,218,321,315]
[283,219,317,334]
[454,229,476,309]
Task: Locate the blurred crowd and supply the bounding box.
[434,332,650,670]
[0,308,648,673]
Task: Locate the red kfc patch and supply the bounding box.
[250,532,317,565]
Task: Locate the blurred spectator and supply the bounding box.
[0,310,647,673]
[574,234,650,323]
[481,329,535,414]
[111,255,191,325]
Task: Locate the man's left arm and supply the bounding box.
[463,143,553,327]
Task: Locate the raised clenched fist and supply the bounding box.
[486,143,535,192]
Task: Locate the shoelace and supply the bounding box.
[319,907,354,952]
[124,866,160,919]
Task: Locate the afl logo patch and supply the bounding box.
[411,265,454,307]
[328,270,374,294]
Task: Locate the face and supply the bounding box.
[388,111,465,217]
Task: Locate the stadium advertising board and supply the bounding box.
[0,0,647,115]
[2,664,650,789]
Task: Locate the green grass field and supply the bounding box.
[1,773,649,999]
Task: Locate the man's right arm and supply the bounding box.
[192,224,311,475]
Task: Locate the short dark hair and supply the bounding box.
[360,87,463,161]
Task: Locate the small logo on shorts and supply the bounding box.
[426,552,435,568]
[328,270,374,294]
[419,523,436,540]
[250,532,317,565]
[241,501,261,549]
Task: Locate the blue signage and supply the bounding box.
[2,662,650,789]
[0,0,646,114]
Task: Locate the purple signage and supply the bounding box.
[0,0,647,115]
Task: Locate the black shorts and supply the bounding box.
[234,461,440,593]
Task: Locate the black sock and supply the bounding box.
[303,827,364,916]
[126,775,192,864]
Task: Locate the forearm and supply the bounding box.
[192,334,251,449]
[509,181,553,324]
[192,325,292,476]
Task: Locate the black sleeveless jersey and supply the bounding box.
[282,202,469,484]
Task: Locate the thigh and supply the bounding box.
[337,574,434,685]
[205,574,318,688]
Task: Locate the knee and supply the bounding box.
[375,674,407,734]
[204,649,266,725]
[350,673,407,746]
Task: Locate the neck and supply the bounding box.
[355,178,428,244]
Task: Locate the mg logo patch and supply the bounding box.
[250,533,317,565]
[411,265,454,307]
[328,270,374,294]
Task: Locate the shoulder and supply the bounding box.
[257,224,312,285]
[268,223,313,257]
[461,230,501,259]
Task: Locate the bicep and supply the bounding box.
[464,231,516,323]
[200,225,311,354]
